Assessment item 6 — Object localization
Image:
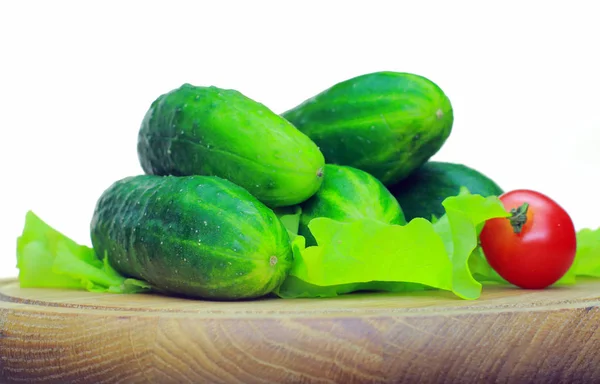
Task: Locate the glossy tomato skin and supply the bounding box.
[479,189,577,289]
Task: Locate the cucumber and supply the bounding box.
[90,174,293,300]
[388,161,504,221]
[298,164,406,246]
[138,84,325,208]
[281,71,453,186]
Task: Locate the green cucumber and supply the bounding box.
[138,84,325,208]
[389,161,504,222]
[90,174,293,300]
[298,164,406,246]
[282,71,453,185]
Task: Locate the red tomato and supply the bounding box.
[479,189,577,289]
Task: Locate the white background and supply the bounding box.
[1,1,599,278]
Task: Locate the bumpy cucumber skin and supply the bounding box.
[298,164,406,246]
[90,174,293,300]
[138,84,325,208]
[281,71,453,186]
[389,161,504,222]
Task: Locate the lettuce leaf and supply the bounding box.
[466,227,600,287]
[16,211,151,293]
[468,247,509,284]
[15,203,600,299]
[570,227,600,277]
[552,227,600,285]
[274,205,302,240]
[274,192,510,300]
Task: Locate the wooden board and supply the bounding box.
[1,277,600,383]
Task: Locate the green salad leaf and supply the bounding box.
[16,211,151,293]
[274,205,302,240]
[274,192,510,300]
[570,227,600,277]
[465,226,600,287]
[468,247,509,284]
[553,227,600,285]
[15,200,600,299]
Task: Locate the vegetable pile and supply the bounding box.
[15,71,600,301]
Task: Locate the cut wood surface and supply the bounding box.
[1,277,600,383]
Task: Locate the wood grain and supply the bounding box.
[1,277,600,383]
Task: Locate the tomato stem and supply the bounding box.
[508,202,529,234]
